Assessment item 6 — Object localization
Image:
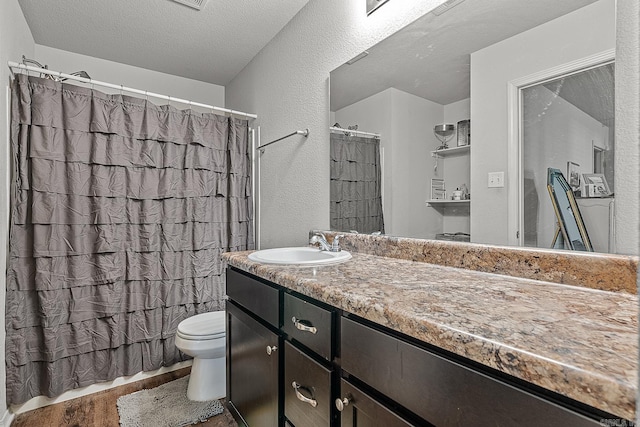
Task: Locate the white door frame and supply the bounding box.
[506,49,615,247]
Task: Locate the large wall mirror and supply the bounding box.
[328,0,632,255]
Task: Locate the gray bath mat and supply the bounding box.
[117,375,224,427]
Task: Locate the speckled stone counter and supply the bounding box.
[223,250,638,421]
[316,231,639,294]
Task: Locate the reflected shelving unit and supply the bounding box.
[427,141,471,241]
[425,199,470,207]
[430,144,470,158]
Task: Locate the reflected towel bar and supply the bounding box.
[257,129,309,153]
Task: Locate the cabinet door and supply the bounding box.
[337,379,415,427]
[227,302,280,427]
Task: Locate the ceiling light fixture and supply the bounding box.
[431,0,466,16]
[366,0,391,16]
[171,0,209,11]
[346,51,370,65]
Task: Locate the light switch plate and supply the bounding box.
[488,172,505,188]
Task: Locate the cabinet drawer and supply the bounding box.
[283,292,333,360]
[341,316,601,427]
[337,379,414,427]
[284,341,332,427]
[226,268,279,328]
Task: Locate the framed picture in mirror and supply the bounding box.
[566,161,580,193]
[582,173,611,197]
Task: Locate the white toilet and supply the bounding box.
[174,310,226,401]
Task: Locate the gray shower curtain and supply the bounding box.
[6,74,253,404]
[330,133,384,234]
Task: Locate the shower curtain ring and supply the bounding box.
[120,84,124,96]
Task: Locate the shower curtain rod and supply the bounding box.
[330,126,380,138]
[7,61,258,120]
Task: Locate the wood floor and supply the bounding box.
[12,367,238,427]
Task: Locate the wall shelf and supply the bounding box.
[425,199,470,207]
[431,145,470,157]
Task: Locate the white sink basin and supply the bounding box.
[248,247,352,266]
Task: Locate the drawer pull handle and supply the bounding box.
[292,317,317,334]
[335,396,351,412]
[266,345,278,356]
[292,381,317,408]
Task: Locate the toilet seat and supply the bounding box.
[177,311,226,341]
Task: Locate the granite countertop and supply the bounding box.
[223,251,638,421]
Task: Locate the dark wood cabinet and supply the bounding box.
[226,267,608,427]
[284,341,333,427]
[283,293,333,361]
[227,301,280,427]
[341,316,601,427]
[227,268,279,328]
[336,379,415,427]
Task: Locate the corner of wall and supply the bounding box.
[0,409,14,427]
[0,0,35,415]
[615,0,640,256]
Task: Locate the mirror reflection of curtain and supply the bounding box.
[330,133,384,234]
[6,74,253,404]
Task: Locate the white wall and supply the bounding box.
[0,0,35,422]
[615,0,640,257]
[470,0,616,246]
[226,0,448,248]
[389,89,442,238]
[34,45,225,110]
[334,88,444,238]
[443,99,470,125]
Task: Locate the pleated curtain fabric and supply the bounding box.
[6,74,254,404]
[330,133,384,234]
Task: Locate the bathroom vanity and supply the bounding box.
[223,234,637,426]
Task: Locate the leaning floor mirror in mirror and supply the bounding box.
[329,0,635,255]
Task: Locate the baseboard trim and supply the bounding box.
[10,360,193,415]
[0,409,15,427]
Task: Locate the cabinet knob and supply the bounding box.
[335,396,351,412]
[266,345,278,356]
[292,317,318,334]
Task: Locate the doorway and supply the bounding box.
[508,52,615,252]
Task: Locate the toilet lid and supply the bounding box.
[177,311,225,340]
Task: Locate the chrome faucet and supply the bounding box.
[310,232,332,251]
[331,234,345,252]
[310,232,345,252]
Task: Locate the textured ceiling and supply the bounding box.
[330,0,598,110]
[542,63,614,125]
[18,0,309,86]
